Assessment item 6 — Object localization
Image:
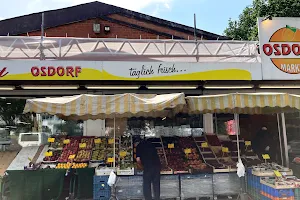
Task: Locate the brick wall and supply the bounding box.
[20,14,202,40]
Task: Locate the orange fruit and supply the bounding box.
[282,28,295,41]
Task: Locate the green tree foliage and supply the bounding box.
[0,98,33,135]
[224,0,300,40]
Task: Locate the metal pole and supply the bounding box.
[234,113,241,160]
[113,117,116,169]
[281,113,289,167]
[194,13,199,62]
[277,114,284,166]
[40,12,45,60]
[194,13,197,41]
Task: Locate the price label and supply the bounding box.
[184,148,191,154]
[108,139,114,144]
[222,147,229,153]
[45,151,53,157]
[94,138,101,144]
[274,170,282,177]
[245,141,251,146]
[107,157,114,163]
[262,154,270,160]
[79,143,87,148]
[48,138,55,143]
[63,139,70,144]
[168,143,174,149]
[69,154,76,159]
[201,142,208,148]
[120,151,127,157]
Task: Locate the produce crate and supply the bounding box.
[160,175,180,198]
[116,176,143,199]
[93,189,111,200]
[213,173,240,196]
[180,174,213,198]
[93,176,110,190]
[295,188,300,200]
[116,167,135,175]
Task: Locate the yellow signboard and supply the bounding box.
[107,157,114,163]
[245,141,251,146]
[120,151,127,157]
[48,138,55,143]
[94,138,101,144]
[69,155,76,159]
[63,139,70,144]
[262,154,270,160]
[201,142,208,148]
[222,147,229,153]
[274,170,282,177]
[108,139,114,144]
[184,148,191,154]
[0,61,255,81]
[79,143,87,148]
[45,151,53,157]
[168,144,175,149]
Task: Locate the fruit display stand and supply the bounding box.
[91,137,107,162]
[194,136,229,173]
[117,136,134,175]
[150,137,173,174]
[178,137,210,173]
[161,137,189,174]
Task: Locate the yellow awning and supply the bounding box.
[186,93,300,114]
[23,93,186,120]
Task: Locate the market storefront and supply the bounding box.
[2,17,300,200]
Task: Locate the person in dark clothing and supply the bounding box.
[136,138,161,200]
[252,127,277,162]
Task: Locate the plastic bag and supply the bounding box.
[107,170,117,187]
[236,159,245,178]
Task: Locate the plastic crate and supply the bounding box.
[93,176,110,190]
[181,174,213,198]
[160,175,180,198]
[93,189,111,200]
[260,184,294,198]
[213,173,240,195]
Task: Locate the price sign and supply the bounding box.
[274,170,282,177]
[45,151,53,157]
[222,147,229,153]
[184,148,191,154]
[107,157,114,163]
[79,143,87,148]
[63,139,70,144]
[245,141,251,146]
[168,143,174,149]
[69,154,76,159]
[108,139,114,144]
[48,138,55,143]
[94,138,101,144]
[120,151,127,157]
[201,142,208,148]
[262,154,270,160]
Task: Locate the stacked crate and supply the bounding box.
[260,185,294,200]
[93,176,111,200]
[247,169,262,200]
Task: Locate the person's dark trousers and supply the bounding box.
[143,166,161,200]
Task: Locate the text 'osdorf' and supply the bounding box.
[31,66,82,77]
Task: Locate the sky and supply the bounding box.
[0,0,253,35]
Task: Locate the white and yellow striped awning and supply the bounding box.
[23,93,186,120]
[186,93,300,114]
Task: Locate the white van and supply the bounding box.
[18,132,49,147]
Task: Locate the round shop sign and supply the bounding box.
[262,25,300,74]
